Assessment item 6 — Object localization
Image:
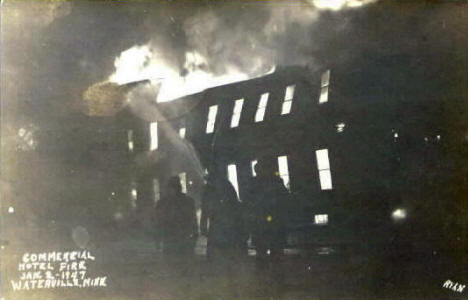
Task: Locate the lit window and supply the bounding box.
[255,93,269,122]
[251,160,258,177]
[281,85,295,115]
[150,122,158,150]
[319,69,330,104]
[336,123,345,133]
[227,164,240,199]
[127,130,134,152]
[315,214,328,225]
[230,99,244,128]
[277,156,290,190]
[8,206,14,214]
[179,127,186,139]
[206,105,218,134]
[315,149,333,190]
[179,172,187,194]
[153,178,160,204]
[130,181,138,209]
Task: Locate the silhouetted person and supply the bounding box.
[155,176,198,258]
[245,161,289,267]
[200,174,248,298]
[200,174,247,260]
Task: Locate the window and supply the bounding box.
[251,160,258,177]
[206,105,218,134]
[255,93,269,122]
[227,164,240,199]
[319,69,330,103]
[179,127,186,139]
[130,181,138,209]
[336,123,345,133]
[315,149,333,190]
[127,130,134,152]
[150,122,158,150]
[277,156,290,190]
[230,99,244,128]
[153,178,160,204]
[281,85,295,115]
[315,214,328,225]
[179,172,187,194]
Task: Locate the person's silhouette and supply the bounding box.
[245,160,289,266]
[200,175,247,260]
[155,176,198,258]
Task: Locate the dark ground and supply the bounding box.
[2,233,465,300]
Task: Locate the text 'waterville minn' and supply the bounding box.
[11,250,107,291]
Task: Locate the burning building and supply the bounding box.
[110,56,464,256]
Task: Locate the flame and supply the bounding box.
[109,46,250,102]
[311,0,377,10]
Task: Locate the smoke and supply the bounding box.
[105,0,377,104]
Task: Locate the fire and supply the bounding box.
[108,46,249,103]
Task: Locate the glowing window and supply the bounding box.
[127,130,134,152]
[153,178,160,204]
[315,149,333,190]
[206,105,218,134]
[251,160,258,177]
[315,214,328,225]
[227,164,240,199]
[8,206,14,214]
[281,85,295,115]
[277,156,290,190]
[255,93,269,122]
[179,127,186,139]
[336,123,345,133]
[230,99,244,128]
[179,172,187,194]
[130,181,138,209]
[319,69,330,104]
[149,122,158,150]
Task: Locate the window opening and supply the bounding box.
[281,85,295,115]
[315,149,333,190]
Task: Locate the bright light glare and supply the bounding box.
[392,208,407,221]
[8,207,14,214]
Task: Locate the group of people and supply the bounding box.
[154,160,290,267]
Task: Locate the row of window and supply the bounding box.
[127,121,186,153]
[206,69,331,134]
[125,70,331,152]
